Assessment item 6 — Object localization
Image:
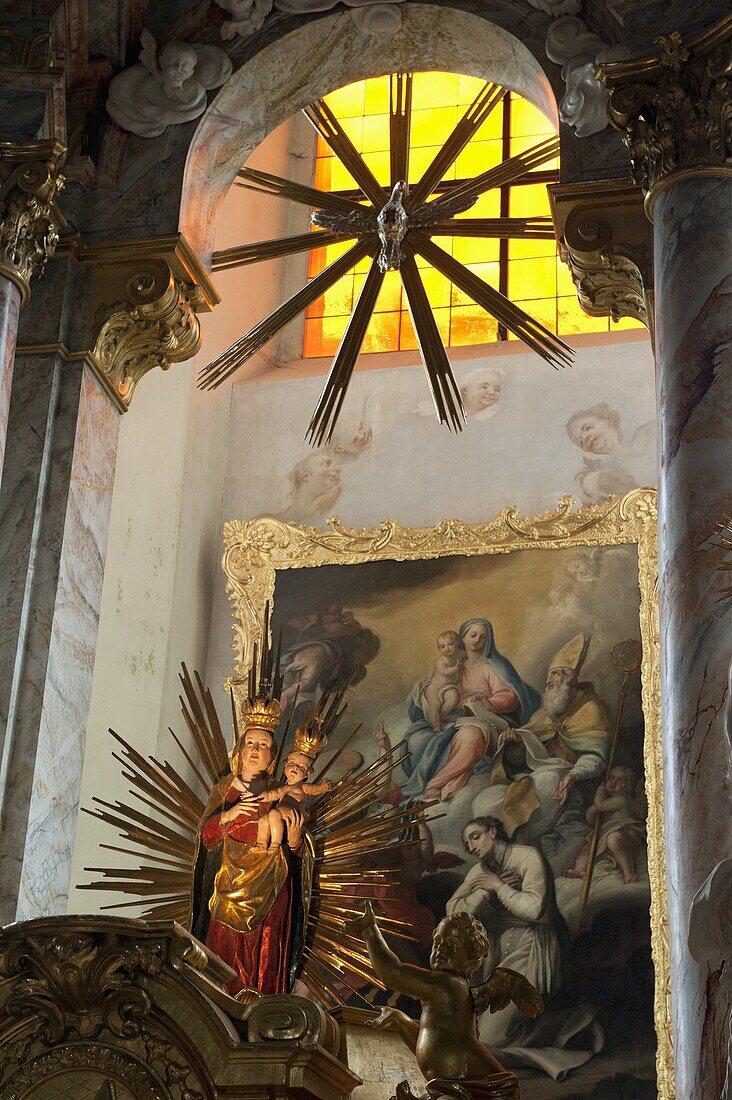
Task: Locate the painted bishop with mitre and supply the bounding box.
[478,633,611,845]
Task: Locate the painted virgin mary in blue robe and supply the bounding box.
[401,617,541,800]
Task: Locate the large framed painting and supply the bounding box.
[222,490,671,1100]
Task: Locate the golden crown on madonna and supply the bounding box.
[240,690,282,733]
[293,714,328,761]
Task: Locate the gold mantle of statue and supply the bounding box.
[0,915,358,1100]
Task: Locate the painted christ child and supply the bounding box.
[423,630,465,732]
[254,749,332,850]
[564,765,646,884]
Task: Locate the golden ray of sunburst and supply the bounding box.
[200,74,572,442]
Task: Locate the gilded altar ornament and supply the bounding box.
[81,608,429,1005]
[348,902,540,1100]
[201,74,571,443]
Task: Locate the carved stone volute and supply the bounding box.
[549,178,654,340]
[598,15,732,212]
[0,140,66,305]
[91,260,203,408]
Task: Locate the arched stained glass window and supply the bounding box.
[302,72,641,358]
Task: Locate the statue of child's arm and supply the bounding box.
[347,903,441,1000]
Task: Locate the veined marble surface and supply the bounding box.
[654,175,732,1099]
[181,3,557,256]
[16,368,119,920]
[0,277,21,485]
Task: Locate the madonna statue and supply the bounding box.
[190,690,311,999]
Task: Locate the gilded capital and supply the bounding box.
[598,15,732,210]
[0,139,66,305]
[92,260,203,409]
[549,179,654,339]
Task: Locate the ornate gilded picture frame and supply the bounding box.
[222,489,671,1099]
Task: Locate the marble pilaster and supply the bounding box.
[0,276,20,480]
[599,18,732,1096]
[16,367,119,919]
[654,175,732,1100]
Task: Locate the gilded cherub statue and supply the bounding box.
[106,30,232,138]
[346,903,542,1100]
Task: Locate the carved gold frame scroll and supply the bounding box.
[222,488,673,1099]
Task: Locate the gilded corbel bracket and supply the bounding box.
[83,234,220,411]
[0,139,66,305]
[548,178,654,342]
[597,15,732,215]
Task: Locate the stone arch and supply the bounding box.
[180,3,558,258]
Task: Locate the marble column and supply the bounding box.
[0,277,21,478]
[600,20,732,1098]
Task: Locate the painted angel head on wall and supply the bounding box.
[106,30,233,138]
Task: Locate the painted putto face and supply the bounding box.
[437,633,460,658]
[569,414,621,456]
[606,766,636,795]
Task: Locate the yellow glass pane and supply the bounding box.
[473,101,504,142]
[325,81,366,118]
[413,72,460,108]
[411,106,459,148]
[509,183,550,219]
[362,114,389,153]
[508,256,557,301]
[510,133,559,169]
[452,236,500,265]
[364,76,389,114]
[339,115,364,148]
[506,297,558,339]
[510,98,555,138]
[363,309,399,352]
[420,265,452,309]
[362,150,390,186]
[328,158,359,191]
[509,236,557,261]
[556,259,577,297]
[316,276,355,318]
[467,191,501,218]
[409,146,456,184]
[557,296,608,335]
[457,74,485,105]
[313,157,333,191]
[303,316,342,357]
[452,261,500,306]
[399,306,451,349]
[373,270,403,313]
[450,305,498,346]
[455,140,503,180]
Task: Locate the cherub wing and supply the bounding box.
[471,967,543,1018]
[139,29,159,76]
[191,44,233,91]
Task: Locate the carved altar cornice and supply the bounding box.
[549,177,654,339]
[0,916,356,1100]
[83,235,220,411]
[0,139,66,306]
[597,15,732,214]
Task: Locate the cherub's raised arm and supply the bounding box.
[346,903,441,1000]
